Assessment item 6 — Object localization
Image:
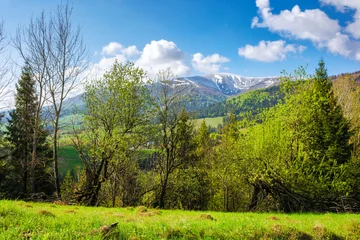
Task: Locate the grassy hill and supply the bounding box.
[1,200,360,239]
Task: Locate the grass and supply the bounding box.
[1,200,360,239]
[58,146,82,176]
[193,117,223,129]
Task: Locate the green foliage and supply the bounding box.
[73,61,154,206]
[209,114,251,211]
[240,61,353,212]
[60,170,75,202]
[154,106,197,208]
[5,65,52,198]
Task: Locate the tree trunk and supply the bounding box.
[23,168,28,196]
[90,182,102,206]
[31,118,38,193]
[53,127,61,198]
[111,175,118,207]
[248,184,261,211]
[158,174,169,209]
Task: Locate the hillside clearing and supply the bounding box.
[193,117,223,128]
[1,200,360,239]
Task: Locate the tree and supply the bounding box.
[332,74,360,156]
[0,21,13,108]
[210,114,250,211]
[152,70,196,209]
[72,61,153,206]
[244,61,353,212]
[6,65,51,197]
[303,59,351,166]
[46,3,88,198]
[13,12,52,193]
[13,3,87,198]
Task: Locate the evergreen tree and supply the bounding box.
[6,65,51,197]
[303,59,351,166]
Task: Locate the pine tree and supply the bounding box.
[305,59,351,166]
[6,65,51,197]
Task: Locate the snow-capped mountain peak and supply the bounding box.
[175,73,279,96]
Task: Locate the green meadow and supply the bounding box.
[1,200,360,239]
[192,117,223,129]
[58,146,83,176]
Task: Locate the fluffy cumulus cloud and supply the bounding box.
[88,40,191,80]
[135,40,190,77]
[102,42,140,57]
[85,42,142,79]
[191,53,229,73]
[251,0,360,60]
[238,40,305,62]
[320,0,360,39]
[102,42,122,56]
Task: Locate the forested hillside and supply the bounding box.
[198,70,360,120]
[196,85,282,119]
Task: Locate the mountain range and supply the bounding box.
[59,73,281,113]
[176,73,279,96]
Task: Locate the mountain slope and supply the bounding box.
[197,85,283,119]
[177,73,279,96]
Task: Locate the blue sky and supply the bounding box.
[0,0,360,78]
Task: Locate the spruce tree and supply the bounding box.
[305,59,351,166]
[6,65,51,197]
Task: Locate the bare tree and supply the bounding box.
[13,12,52,194]
[13,3,88,198]
[46,3,88,198]
[0,20,13,108]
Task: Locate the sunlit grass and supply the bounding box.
[1,200,360,239]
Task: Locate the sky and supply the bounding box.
[0,0,359,80]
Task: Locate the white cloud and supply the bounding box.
[253,4,340,45]
[191,53,229,73]
[102,42,123,56]
[87,40,191,80]
[320,0,360,39]
[256,0,269,9]
[346,19,360,39]
[238,40,305,62]
[319,0,360,13]
[327,33,351,57]
[135,39,190,77]
[122,45,140,57]
[102,42,140,57]
[251,0,360,60]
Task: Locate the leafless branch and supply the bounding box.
[0,20,14,109]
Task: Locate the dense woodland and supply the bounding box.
[1,4,360,213]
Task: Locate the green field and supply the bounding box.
[58,146,82,176]
[1,200,360,239]
[193,117,223,129]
